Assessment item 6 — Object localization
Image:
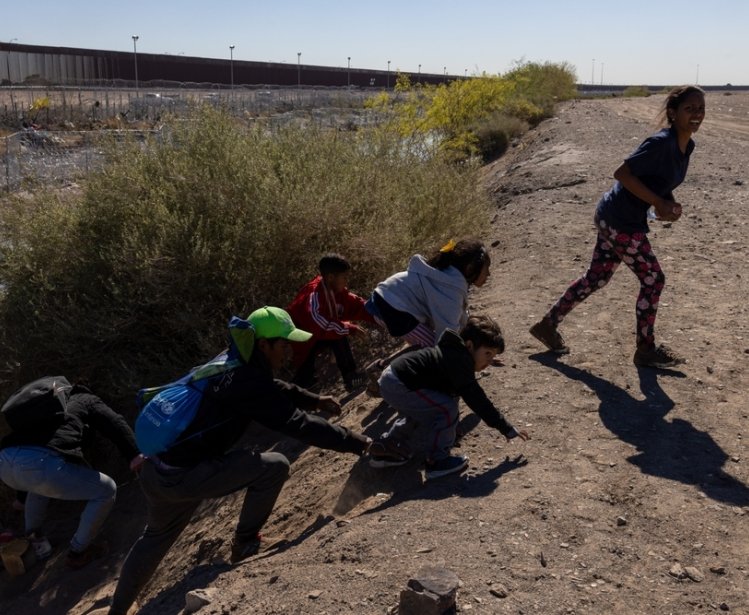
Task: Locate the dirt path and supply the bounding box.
[4,93,747,615]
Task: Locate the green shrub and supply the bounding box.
[470,114,529,162]
[503,61,578,119]
[0,107,488,405]
[367,61,576,162]
[623,85,650,97]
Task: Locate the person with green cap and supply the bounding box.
[107,306,374,615]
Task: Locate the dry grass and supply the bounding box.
[0,107,489,406]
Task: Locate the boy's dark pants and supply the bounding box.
[379,367,459,462]
[294,338,358,388]
[109,449,289,615]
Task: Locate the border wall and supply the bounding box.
[0,42,451,89]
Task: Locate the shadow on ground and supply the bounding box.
[333,452,528,518]
[530,353,749,507]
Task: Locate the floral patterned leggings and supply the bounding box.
[545,217,665,347]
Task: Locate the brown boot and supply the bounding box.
[529,319,570,354]
[633,343,684,368]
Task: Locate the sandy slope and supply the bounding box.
[3,92,747,615]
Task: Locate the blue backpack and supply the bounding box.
[134,316,255,456]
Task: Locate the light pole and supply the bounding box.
[591,58,595,85]
[347,56,351,87]
[297,52,301,86]
[600,62,604,85]
[464,68,467,78]
[387,60,391,89]
[229,45,235,92]
[443,66,447,83]
[132,35,139,94]
[418,63,421,84]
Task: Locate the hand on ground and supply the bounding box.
[507,429,530,442]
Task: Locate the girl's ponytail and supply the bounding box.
[427,238,490,284]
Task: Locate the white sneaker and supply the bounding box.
[29,535,52,560]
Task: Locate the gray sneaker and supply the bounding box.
[633,343,684,368]
[529,319,569,354]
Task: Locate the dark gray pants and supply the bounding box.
[379,367,459,462]
[109,448,289,615]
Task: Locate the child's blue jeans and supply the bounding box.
[0,445,116,551]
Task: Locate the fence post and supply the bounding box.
[4,135,11,193]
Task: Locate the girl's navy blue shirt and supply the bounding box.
[596,126,695,233]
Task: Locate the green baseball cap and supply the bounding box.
[248,306,312,342]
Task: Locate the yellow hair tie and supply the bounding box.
[439,239,457,253]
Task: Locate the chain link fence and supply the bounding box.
[2,86,386,193]
[1,83,375,127]
[2,128,159,193]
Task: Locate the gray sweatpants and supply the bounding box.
[379,367,459,462]
[109,448,289,615]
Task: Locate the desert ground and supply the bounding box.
[1,91,747,614]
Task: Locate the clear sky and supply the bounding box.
[2,0,747,86]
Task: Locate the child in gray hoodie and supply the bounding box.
[366,238,490,348]
[364,238,491,392]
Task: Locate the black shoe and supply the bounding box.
[425,455,469,480]
[230,534,262,564]
[368,438,412,468]
[67,542,108,569]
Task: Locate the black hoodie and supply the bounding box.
[391,329,516,437]
[1,385,138,464]
[158,348,369,467]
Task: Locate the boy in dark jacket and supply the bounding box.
[368,315,529,480]
[286,253,376,391]
[0,382,142,568]
[108,306,373,615]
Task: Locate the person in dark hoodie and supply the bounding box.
[107,306,376,615]
[367,315,529,480]
[0,381,142,568]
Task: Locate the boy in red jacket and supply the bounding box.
[287,254,376,391]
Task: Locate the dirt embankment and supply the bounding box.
[2,92,747,615]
